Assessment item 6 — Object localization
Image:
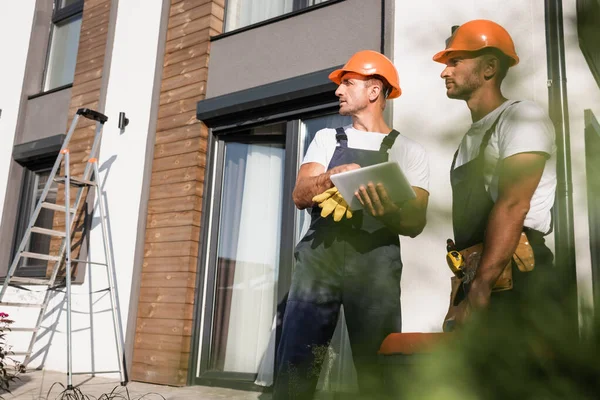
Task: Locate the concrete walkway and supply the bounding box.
[7,370,270,400]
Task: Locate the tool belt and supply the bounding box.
[443,232,535,332]
[460,243,513,291]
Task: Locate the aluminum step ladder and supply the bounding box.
[0,108,127,387]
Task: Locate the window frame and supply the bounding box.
[577,0,600,89]
[191,65,342,388]
[194,126,287,388]
[41,0,84,93]
[585,109,600,312]
[191,105,341,389]
[11,166,57,278]
[53,0,84,23]
[10,135,66,280]
[214,0,345,40]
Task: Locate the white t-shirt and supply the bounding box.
[453,100,556,233]
[302,125,429,192]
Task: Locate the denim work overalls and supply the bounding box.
[273,127,403,400]
[450,102,554,310]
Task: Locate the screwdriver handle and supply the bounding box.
[446,239,456,252]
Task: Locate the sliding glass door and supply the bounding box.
[210,139,284,374]
[195,112,356,392]
[196,124,287,385]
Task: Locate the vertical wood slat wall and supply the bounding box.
[131,0,224,386]
[49,0,112,274]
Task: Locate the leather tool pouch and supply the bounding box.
[442,232,535,332]
[513,232,535,272]
[458,243,513,291]
[443,276,464,332]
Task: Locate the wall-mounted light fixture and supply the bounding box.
[118,112,129,130]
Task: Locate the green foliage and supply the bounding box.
[388,280,600,400]
[0,312,20,398]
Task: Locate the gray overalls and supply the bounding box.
[274,127,403,400]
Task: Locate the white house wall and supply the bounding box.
[6,0,165,376]
[393,0,599,332]
[0,1,36,235]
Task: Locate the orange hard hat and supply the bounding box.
[433,20,519,66]
[329,50,401,99]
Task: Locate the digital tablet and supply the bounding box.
[330,161,416,211]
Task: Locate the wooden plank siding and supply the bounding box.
[131,0,224,386]
[48,0,113,276]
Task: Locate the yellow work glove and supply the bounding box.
[312,187,338,203]
[312,187,353,222]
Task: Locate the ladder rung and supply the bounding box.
[54,177,96,187]
[41,202,76,213]
[12,351,32,356]
[0,302,43,308]
[20,252,61,262]
[10,328,38,333]
[72,370,121,375]
[10,276,52,285]
[30,227,66,238]
[72,259,107,266]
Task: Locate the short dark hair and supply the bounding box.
[477,48,510,82]
[366,75,392,99]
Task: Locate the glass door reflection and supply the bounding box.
[210,138,285,374]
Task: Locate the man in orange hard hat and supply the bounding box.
[434,20,557,328]
[273,50,429,399]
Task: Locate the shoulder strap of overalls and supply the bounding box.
[450,101,522,170]
[335,127,348,147]
[380,129,401,153]
[336,127,400,151]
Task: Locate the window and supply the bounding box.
[224,0,333,32]
[193,66,354,389]
[11,135,65,278]
[61,0,82,7]
[585,109,600,311]
[577,0,600,88]
[43,0,84,91]
[13,168,59,278]
[202,124,286,378]
[196,111,357,392]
